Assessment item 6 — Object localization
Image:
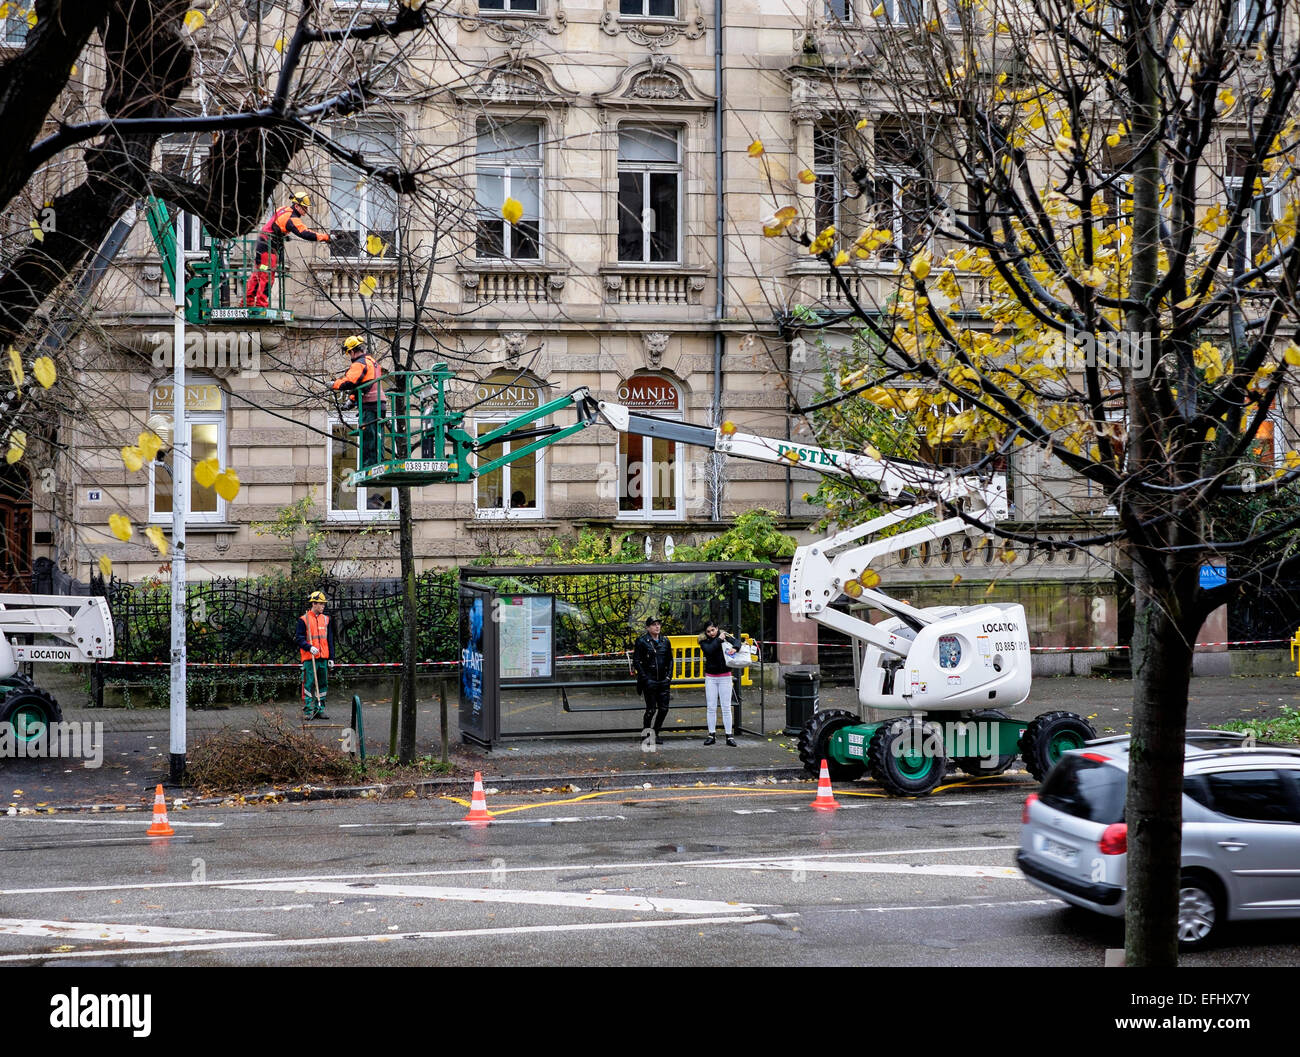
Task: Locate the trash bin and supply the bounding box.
[784,669,820,735]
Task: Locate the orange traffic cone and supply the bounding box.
[146,784,175,836]
[462,772,493,825]
[811,759,839,812]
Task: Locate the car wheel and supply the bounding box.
[868,716,946,796]
[1018,710,1096,782]
[797,708,866,781]
[1178,875,1222,950]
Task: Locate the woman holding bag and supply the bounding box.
[698,622,737,746]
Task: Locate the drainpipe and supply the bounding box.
[711,0,726,522]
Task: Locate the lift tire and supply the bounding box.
[867,715,947,797]
[0,687,63,746]
[1018,710,1096,782]
[954,708,1018,777]
[797,708,867,781]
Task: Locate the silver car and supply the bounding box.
[1017,731,1300,949]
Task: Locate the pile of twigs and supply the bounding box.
[186,711,353,790]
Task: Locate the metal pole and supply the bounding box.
[169,218,189,784]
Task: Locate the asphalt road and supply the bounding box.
[2,776,1298,969]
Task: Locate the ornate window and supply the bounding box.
[615,374,683,520]
[476,120,543,261]
[472,371,547,518]
[620,0,674,15]
[329,120,399,259]
[148,380,228,525]
[328,417,395,520]
[871,125,934,259]
[618,126,681,264]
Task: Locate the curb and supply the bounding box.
[6,765,813,813]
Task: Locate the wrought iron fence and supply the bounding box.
[99,572,460,667]
[1229,582,1300,645]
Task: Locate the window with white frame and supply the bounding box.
[877,0,924,24]
[617,126,681,264]
[328,417,395,519]
[479,0,540,9]
[813,125,842,235]
[476,120,542,261]
[620,0,675,16]
[1226,142,1278,267]
[148,380,228,525]
[1230,0,1268,44]
[329,121,399,259]
[472,371,546,518]
[2,8,28,45]
[871,125,933,259]
[161,137,212,257]
[824,0,854,19]
[616,374,683,520]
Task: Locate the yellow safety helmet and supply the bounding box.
[308,591,328,605]
[291,191,311,209]
[342,335,366,353]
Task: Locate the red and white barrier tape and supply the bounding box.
[756,638,1289,652]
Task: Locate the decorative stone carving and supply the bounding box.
[454,56,578,108]
[547,273,567,292]
[642,332,670,369]
[462,273,481,290]
[501,331,528,365]
[603,274,623,299]
[688,275,707,293]
[458,0,568,43]
[600,0,705,50]
[594,54,712,113]
[212,533,234,556]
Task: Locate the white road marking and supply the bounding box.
[0,913,799,963]
[339,815,628,828]
[691,860,1023,879]
[820,899,1062,914]
[224,881,766,915]
[0,845,1020,896]
[0,918,273,944]
[0,818,223,827]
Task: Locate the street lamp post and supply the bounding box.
[169,219,188,784]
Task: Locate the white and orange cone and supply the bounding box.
[146,784,175,836]
[810,760,839,812]
[462,771,493,825]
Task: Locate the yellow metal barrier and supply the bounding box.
[1291,626,1300,677]
[668,634,753,689]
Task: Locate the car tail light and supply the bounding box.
[1099,823,1128,855]
[1022,792,1039,823]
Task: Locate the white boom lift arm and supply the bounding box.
[0,594,115,680]
[581,391,1030,714]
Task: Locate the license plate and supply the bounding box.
[1040,837,1078,866]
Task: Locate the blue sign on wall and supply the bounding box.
[780,574,790,604]
[1199,564,1227,589]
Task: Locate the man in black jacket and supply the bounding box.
[632,616,674,744]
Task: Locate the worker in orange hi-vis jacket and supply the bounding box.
[244,191,329,308]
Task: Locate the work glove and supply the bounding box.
[310,646,320,656]
[321,233,331,242]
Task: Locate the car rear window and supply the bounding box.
[1039,755,1126,823]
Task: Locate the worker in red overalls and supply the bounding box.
[295,590,335,720]
[332,335,384,468]
[244,191,330,308]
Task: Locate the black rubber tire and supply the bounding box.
[867,716,947,796]
[797,708,867,780]
[1178,872,1224,951]
[1018,710,1097,782]
[0,686,62,744]
[953,708,1018,776]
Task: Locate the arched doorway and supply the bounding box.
[0,464,32,592]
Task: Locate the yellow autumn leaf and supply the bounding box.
[860,569,881,589]
[501,197,523,225]
[109,514,133,543]
[951,574,963,587]
[137,431,162,462]
[1174,295,1198,310]
[1000,547,1017,563]
[28,218,43,243]
[833,250,850,267]
[365,233,387,256]
[871,2,885,14]
[98,555,112,579]
[7,347,22,387]
[0,5,11,20]
[121,446,143,473]
[25,7,35,28]
[856,118,868,131]
[797,169,816,185]
[1285,344,1300,366]
[183,9,205,32]
[145,525,169,556]
[358,276,378,298]
[5,431,24,465]
[32,356,55,389]
[747,140,765,158]
[274,36,287,53]
[214,469,241,502]
[193,456,219,489]
[909,253,931,281]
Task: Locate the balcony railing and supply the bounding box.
[460,267,565,305]
[602,269,708,306]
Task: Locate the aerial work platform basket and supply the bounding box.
[145,198,293,325]
[343,367,597,490]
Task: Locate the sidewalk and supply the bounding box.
[5,674,1299,810]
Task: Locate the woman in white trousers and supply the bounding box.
[698,622,737,746]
